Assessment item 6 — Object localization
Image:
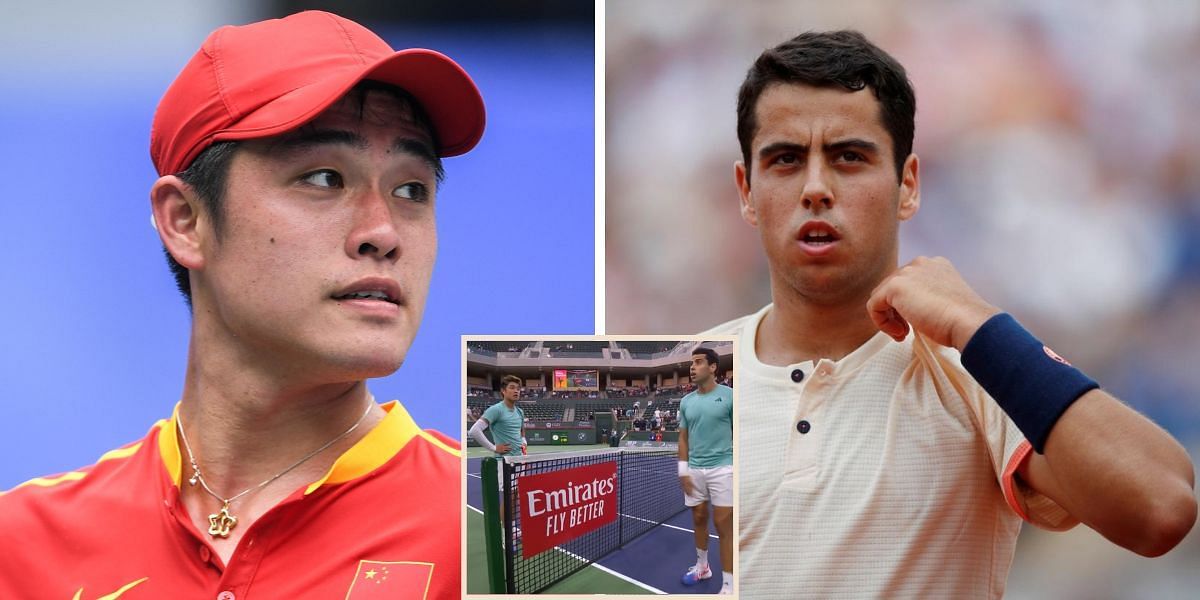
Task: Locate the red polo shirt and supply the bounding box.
[0,400,460,599]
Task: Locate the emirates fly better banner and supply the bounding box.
[519,460,619,558]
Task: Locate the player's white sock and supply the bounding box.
[696,547,709,569]
[722,571,732,587]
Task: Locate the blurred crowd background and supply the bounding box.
[0,1,593,488]
[607,0,1199,597]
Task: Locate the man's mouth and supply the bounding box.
[333,290,399,304]
[332,277,404,306]
[801,229,835,245]
[797,221,841,244]
[796,221,842,256]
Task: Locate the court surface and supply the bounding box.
[466,445,727,594]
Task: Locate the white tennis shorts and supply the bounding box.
[683,464,733,507]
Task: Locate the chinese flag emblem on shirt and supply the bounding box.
[345,560,433,600]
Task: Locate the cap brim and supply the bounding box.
[212,49,485,157]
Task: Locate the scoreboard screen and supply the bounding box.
[552,369,599,391]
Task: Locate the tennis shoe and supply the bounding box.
[681,564,711,585]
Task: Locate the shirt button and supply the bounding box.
[797,420,811,434]
[790,369,804,382]
[198,546,211,562]
[217,592,235,600]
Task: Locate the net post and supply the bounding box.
[618,448,626,544]
[480,457,507,594]
[504,460,518,594]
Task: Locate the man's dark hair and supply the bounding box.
[501,374,522,389]
[693,347,720,368]
[736,30,916,182]
[164,80,445,309]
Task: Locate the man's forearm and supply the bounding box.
[1020,389,1196,556]
[957,314,1195,555]
[865,257,1197,556]
[678,430,691,478]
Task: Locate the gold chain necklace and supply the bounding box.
[176,400,374,538]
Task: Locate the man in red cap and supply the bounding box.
[0,10,483,599]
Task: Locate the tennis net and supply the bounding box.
[481,446,686,594]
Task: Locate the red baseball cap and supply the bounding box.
[150,10,485,176]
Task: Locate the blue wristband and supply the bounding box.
[960,313,1099,453]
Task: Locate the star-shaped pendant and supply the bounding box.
[208,505,238,538]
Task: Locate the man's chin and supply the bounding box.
[788,270,872,304]
[317,348,406,381]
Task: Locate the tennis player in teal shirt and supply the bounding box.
[470,375,527,541]
[474,375,526,458]
[678,347,734,594]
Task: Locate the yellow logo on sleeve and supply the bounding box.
[71,577,148,599]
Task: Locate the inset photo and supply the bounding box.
[464,337,736,595]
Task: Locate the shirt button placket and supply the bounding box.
[785,361,826,481]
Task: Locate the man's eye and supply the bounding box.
[838,151,864,163]
[301,169,343,188]
[394,182,429,202]
[773,153,798,165]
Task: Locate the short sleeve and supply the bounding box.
[990,419,1076,531]
[679,397,689,430]
[926,337,1078,531]
[481,403,500,426]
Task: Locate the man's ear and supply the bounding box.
[150,175,207,271]
[735,161,757,227]
[897,153,920,221]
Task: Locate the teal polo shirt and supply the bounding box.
[481,401,525,457]
[679,384,733,468]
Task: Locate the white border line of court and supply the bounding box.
[618,512,719,541]
[467,505,667,594]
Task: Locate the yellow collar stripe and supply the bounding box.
[158,409,183,487]
[304,400,416,494]
[157,400,418,494]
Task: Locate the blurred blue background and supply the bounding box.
[0,1,594,489]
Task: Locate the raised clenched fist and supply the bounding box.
[866,256,1001,350]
